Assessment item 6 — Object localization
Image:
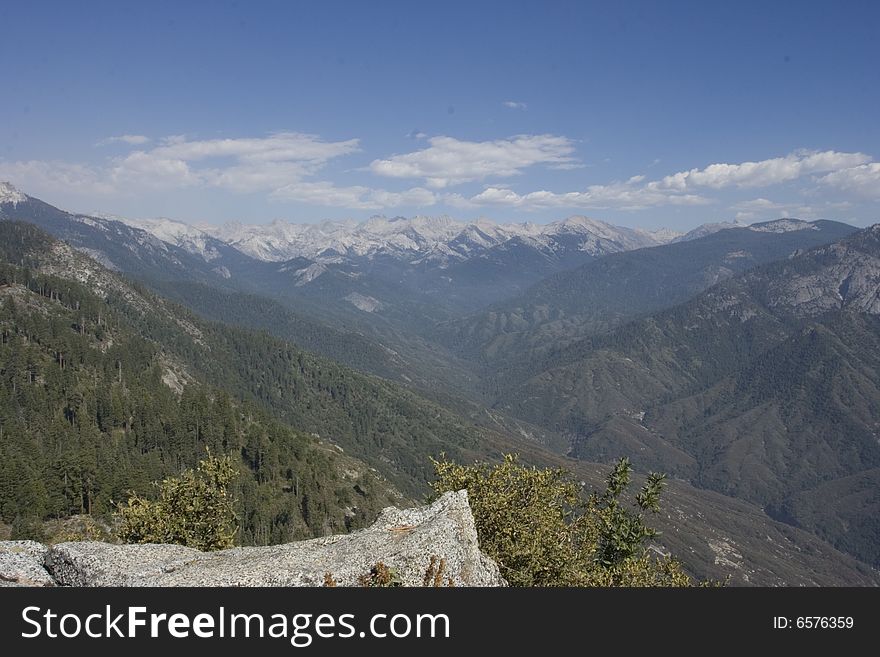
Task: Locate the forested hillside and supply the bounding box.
[0,222,492,544]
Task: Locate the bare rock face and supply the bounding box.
[44,543,202,587]
[0,541,54,587]
[768,225,880,317]
[38,490,503,587]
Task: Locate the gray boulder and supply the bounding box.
[0,541,54,587]
[45,490,504,587]
[45,542,202,587]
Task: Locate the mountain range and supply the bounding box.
[439,219,858,371]
[2,180,879,584]
[131,211,673,264]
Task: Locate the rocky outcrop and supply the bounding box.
[0,541,54,587]
[0,490,504,587]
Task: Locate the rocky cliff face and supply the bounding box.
[767,224,880,317]
[0,491,504,587]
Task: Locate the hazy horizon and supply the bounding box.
[0,179,869,235]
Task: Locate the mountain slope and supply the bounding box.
[646,315,880,564]
[493,225,880,565]
[0,184,249,285]
[490,439,879,586]
[0,222,492,500]
[150,280,416,384]
[0,222,403,544]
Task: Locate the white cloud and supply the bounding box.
[732,198,857,222]
[109,149,201,189]
[651,150,871,192]
[0,159,116,196]
[369,186,436,208]
[818,163,880,198]
[547,162,586,171]
[160,134,188,146]
[503,100,527,110]
[104,132,361,193]
[270,182,375,208]
[369,134,578,188]
[1,132,370,205]
[3,139,876,215]
[147,132,359,166]
[731,198,790,222]
[96,134,151,147]
[271,182,436,210]
[449,149,875,212]
[734,198,783,211]
[456,183,709,211]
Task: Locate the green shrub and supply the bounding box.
[116,453,238,551]
[430,454,693,587]
[10,515,45,542]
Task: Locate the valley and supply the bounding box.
[2,182,879,584]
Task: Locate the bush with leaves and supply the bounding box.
[10,515,45,542]
[430,454,693,587]
[116,453,238,551]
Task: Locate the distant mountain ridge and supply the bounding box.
[2,182,841,272]
[440,218,859,369]
[0,183,674,296]
[197,213,673,264]
[0,183,692,335]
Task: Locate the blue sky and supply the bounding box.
[1,0,878,229]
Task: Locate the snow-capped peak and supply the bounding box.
[188,213,674,263]
[118,216,208,243]
[43,204,679,268]
[0,182,27,206]
[544,215,671,245]
[550,215,614,233]
[108,215,224,261]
